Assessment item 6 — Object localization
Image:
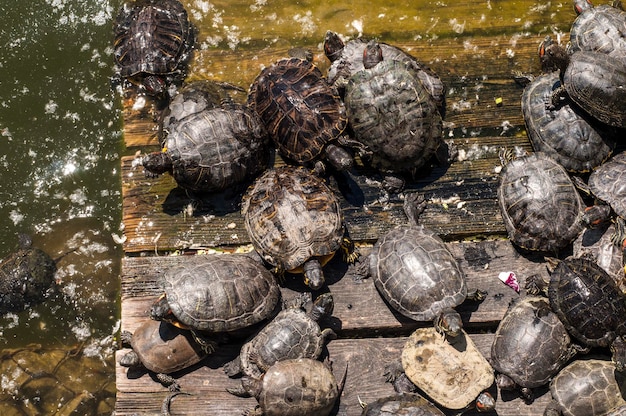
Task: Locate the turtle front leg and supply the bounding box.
[547,84,568,110]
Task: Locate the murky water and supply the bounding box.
[0,0,122,413]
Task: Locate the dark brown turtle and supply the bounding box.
[360,393,445,416]
[142,80,270,193]
[0,234,57,314]
[113,0,195,98]
[544,358,626,416]
[490,296,583,402]
[527,255,626,371]
[497,151,585,253]
[119,319,207,390]
[344,42,445,191]
[247,56,358,172]
[323,31,446,116]
[228,357,345,416]
[370,194,485,338]
[149,254,281,352]
[568,0,626,58]
[224,292,335,379]
[587,151,626,223]
[541,35,626,128]
[241,165,358,290]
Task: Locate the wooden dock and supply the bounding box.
[115,1,587,414]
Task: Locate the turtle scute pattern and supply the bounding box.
[568,0,626,57]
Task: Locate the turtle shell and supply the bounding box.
[548,255,626,348]
[562,51,626,128]
[113,0,194,86]
[248,58,348,166]
[324,31,446,114]
[588,151,626,219]
[241,166,345,281]
[401,327,494,410]
[144,82,270,193]
[521,72,615,172]
[568,1,626,58]
[344,58,443,173]
[491,296,575,389]
[156,255,280,332]
[360,393,445,416]
[123,320,206,374]
[548,359,626,416]
[497,152,585,253]
[0,239,56,314]
[254,358,340,416]
[370,225,466,322]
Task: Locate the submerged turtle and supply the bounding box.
[113,0,195,98]
[526,255,626,370]
[370,194,485,337]
[520,70,615,173]
[344,41,445,190]
[323,31,446,115]
[568,0,626,57]
[248,56,358,172]
[497,151,585,253]
[0,234,57,314]
[228,357,345,416]
[490,296,583,402]
[360,393,445,416]
[150,254,281,352]
[224,292,336,379]
[544,358,626,416]
[142,80,270,193]
[385,327,495,412]
[119,319,207,389]
[541,35,626,128]
[241,166,358,290]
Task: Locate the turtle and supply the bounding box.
[360,393,445,416]
[543,358,626,416]
[585,151,626,230]
[540,35,626,128]
[490,296,584,402]
[497,151,586,253]
[526,254,626,371]
[247,55,359,173]
[224,292,336,379]
[142,80,271,193]
[343,41,445,191]
[385,327,496,412]
[241,165,358,290]
[568,0,626,58]
[0,234,57,314]
[369,193,486,338]
[228,357,345,416]
[113,0,195,99]
[149,254,281,352]
[323,31,446,116]
[119,319,207,390]
[520,70,615,173]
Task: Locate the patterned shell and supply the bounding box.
[247,58,347,164]
[521,72,614,172]
[568,2,626,58]
[370,225,466,321]
[159,255,280,332]
[588,151,626,219]
[241,166,344,272]
[497,152,585,253]
[113,0,194,78]
[345,59,442,173]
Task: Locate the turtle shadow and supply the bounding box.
[161,183,247,217]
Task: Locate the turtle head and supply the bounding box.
[475,391,496,413]
[310,292,334,321]
[303,258,325,290]
[538,35,569,73]
[611,336,626,372]
[150,294,172,322]
[142,151,173,176]
[574,0,594,14]
[434,309,463,338]
[363,41,383,69]
[119,350,142,368]
[323,31,345,62]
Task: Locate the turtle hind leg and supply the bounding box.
[190,329,218,354]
